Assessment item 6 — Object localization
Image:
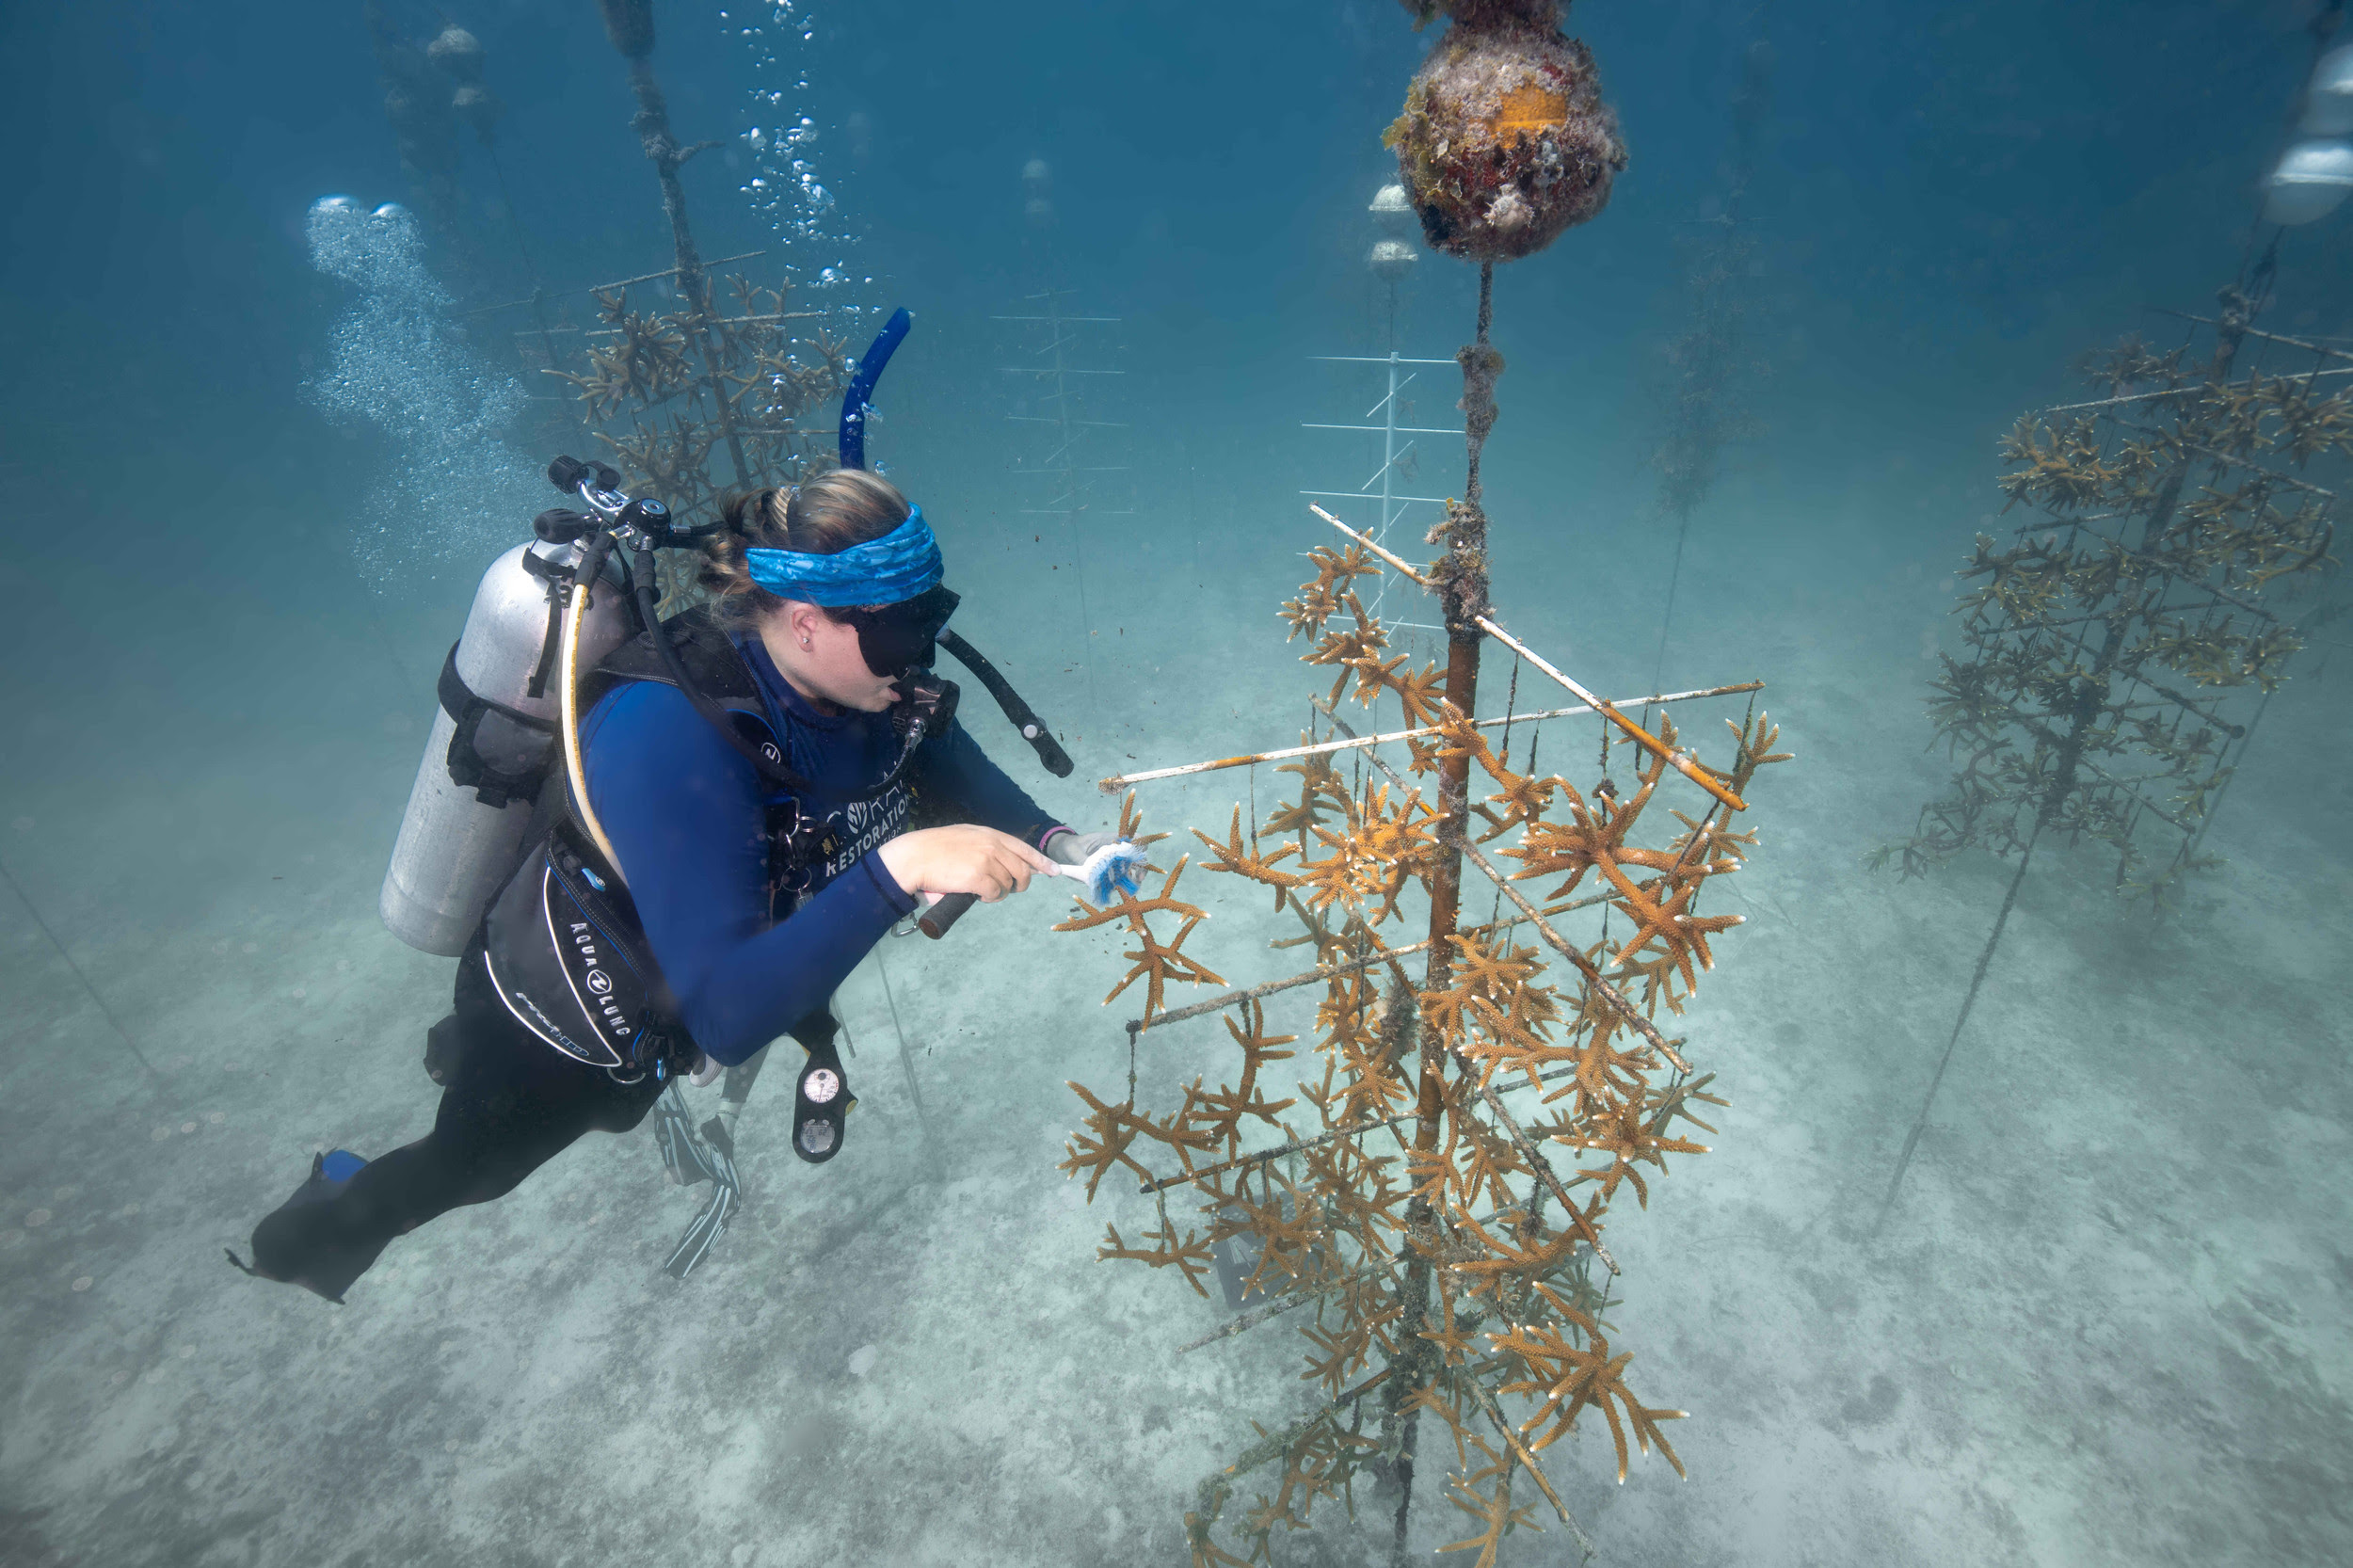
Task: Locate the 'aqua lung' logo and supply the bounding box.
[568,921,632,1037]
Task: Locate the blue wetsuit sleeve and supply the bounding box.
[912,716,1063,845]
[580,683,916,1065]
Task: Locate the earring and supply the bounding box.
[801,637,811,649]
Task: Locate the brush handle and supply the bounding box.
[917,891,978,939]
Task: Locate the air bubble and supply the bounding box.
[302,198,545,592]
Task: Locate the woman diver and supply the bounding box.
[233,466,1122,1302]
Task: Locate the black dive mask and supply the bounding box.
[838,584,959,680]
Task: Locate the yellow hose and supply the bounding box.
[560,569,626,879]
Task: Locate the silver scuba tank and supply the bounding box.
[379,538,634,956]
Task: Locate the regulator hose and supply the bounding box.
[561,535,628,879]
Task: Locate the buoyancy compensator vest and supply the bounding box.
[476,606,919,1090]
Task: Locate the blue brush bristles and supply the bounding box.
[1080,841,1151,904]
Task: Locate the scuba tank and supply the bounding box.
[380,525,635,956]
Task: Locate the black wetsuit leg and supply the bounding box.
[249,945,664,1293]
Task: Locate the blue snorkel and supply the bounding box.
[824,308,1078,941]
[829,309,1075,790]
[838,306,913,472]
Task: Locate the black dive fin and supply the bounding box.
[240,1151,381,1304]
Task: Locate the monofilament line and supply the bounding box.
[1,858,162,1089]
[873,950,940,1179]
[1872,821,2044,1236]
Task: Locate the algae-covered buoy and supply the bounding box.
[1384,0,1626,262]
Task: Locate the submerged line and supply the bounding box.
[0,858,163,1090]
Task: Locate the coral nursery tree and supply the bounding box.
[573,0,850,603]
[1052,4,1789,1562]
[1871,253,2343,1229]
[546,264,847,552]
[1887,296,2339,899]
[470,0,852,607]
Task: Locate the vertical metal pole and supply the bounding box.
[1385,261,1497,1565]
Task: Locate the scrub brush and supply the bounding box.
[914,840,1151,939]
[1045,840,1151,904]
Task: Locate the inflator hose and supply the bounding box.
[562,540,628,879]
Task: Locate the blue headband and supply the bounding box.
[744,504,944,606]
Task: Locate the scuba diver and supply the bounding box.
[233,312,1139,1302]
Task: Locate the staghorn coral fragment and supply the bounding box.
[1098,1221,1217,1297]
[1491,1288,1687,1480]
[1435,1435,1545,1568]
[1193,805,1305,910]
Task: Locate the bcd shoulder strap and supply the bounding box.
[565,607,837,910]
[582,604,763,713]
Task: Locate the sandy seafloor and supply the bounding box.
[3,426,2349,1568]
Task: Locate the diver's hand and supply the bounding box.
[877,826,1055,904]
[1043,827,1120,867]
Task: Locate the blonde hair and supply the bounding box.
[699,468,912,629]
